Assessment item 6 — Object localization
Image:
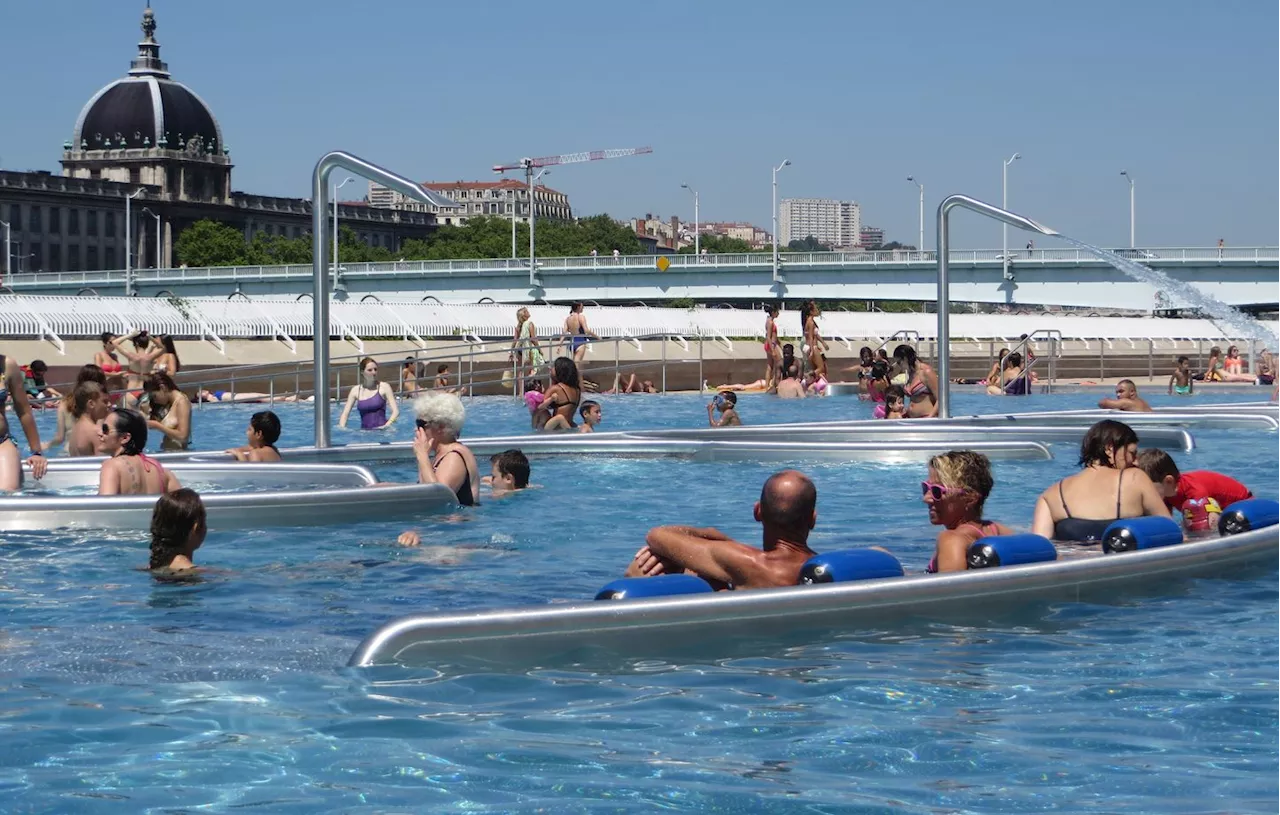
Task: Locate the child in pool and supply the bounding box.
[579,400,602,433]
[1135,448,1252,532]
[226,411,283,462]
[874,385,907,419]
[399,451,531,546]
[708,391,742,427]
[1168,356,1193,396]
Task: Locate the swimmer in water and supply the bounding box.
[148,488,207,573]
[775,344,806,399]
[874,384,906,419]
[1168,355,1194,396]
[96,408,182,496]
[921,451,1014,573]
[226,411,283,462]
[398,450,530,547]
[579,400,602,432]
[624,470,818,591]
[1031,419,1170,543]
[1097,379,1152,412]
[708,391,742,427]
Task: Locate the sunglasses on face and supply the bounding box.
[415,419,429,431]
[921,481,965,500]
[100,423,116,435]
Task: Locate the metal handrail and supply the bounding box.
[360,294,427,349]
[229,291,297,354]
[4,246,1277,290]
[999,329,1063,394]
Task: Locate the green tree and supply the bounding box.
[174,220,248,266]
[678,234,753,254]
[787,235,830,252]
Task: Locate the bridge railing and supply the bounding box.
[5,246,1276,288]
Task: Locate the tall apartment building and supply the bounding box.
[859,226,885,249]
[369,180,571,226]
[778,198,861,248]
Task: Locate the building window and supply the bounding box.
[49,244,61,271]
[67,244,80,271]
[29,205,42,233]
[69,209,80,236]
[105,211,116,237]
[105,247,116,269]
[130,168,140,185]
[8,204,19,227]
[87,211,98,237]
[30,243,43,271]
[87,245,99,269]
[49,208,61,235]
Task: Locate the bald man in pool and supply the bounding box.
[623,470,818,590]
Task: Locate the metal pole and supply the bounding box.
[1001,153,1019,283]
[527,163,536,287]
[155,212,161,269]
[125,194,131,293]
[661,336,667,393]
[771,159,788,281]
[694,190,699,257]
[310,152,453,448]
[510,186,517,259]
[0,220,9,282]
[332,191,339,289]
[1130,178,1136,249]
[936,192,1058,419]
[918,183,924,252]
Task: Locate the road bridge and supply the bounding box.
[4,246,1276,309]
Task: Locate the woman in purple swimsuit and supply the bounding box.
[339,357,399,431]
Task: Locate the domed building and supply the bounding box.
[62,3,231,204]
[0,5,436,279]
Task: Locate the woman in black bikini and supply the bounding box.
[539,357,582,432]
[1031,419,1170,543]
[412,391,480,506]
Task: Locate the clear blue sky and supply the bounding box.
[3,0,1276,248]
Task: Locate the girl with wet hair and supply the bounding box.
[149,488,207,571]
[540,357,583,431]
[46,364,110,454]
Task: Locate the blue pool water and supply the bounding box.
[2,390,1276,812]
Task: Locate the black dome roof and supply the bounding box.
[74,77,221,153]
[70,5,224,155]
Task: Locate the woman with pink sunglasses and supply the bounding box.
[922,450,1014,573]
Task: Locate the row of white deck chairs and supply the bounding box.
[0,295,1273,357]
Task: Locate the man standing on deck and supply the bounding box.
[1098,379,1153,412]
[623,470,817,590]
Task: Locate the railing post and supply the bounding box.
[661,335,667,394]
[698,331,704,392]
[1099,341,1105,382]
[230,370,236,402]
[614,337,620,392]
[269,376,275,406]
[1148,340,1154,382]
[295,364,300,403]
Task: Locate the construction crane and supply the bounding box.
[493,146,653,284]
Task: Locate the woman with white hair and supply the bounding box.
[412,391,480,506]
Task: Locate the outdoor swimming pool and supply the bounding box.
[2,389,1276,811]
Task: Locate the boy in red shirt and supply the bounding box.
[1136,448,1253,532]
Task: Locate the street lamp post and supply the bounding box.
[1001,152,1020,279]
[124,187,145,295]
[906,175,924,253]
[772,159,790,280]
[681,183,699,257]
[0,219,9,282]
[333,176,356,289]
[141,207,162,269]
[528,167,550,284]
[1120,170,1135,249]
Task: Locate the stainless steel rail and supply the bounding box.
[347,524,1279,668]
[936,195,1060,417]
[23,461,380,492]
[0,482,457,532]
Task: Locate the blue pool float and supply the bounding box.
[798,548,904,584]
[1218,497,1280,536]
[967,533,1057,569]
[1101,516,1183,553]
[594,574,713,601]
